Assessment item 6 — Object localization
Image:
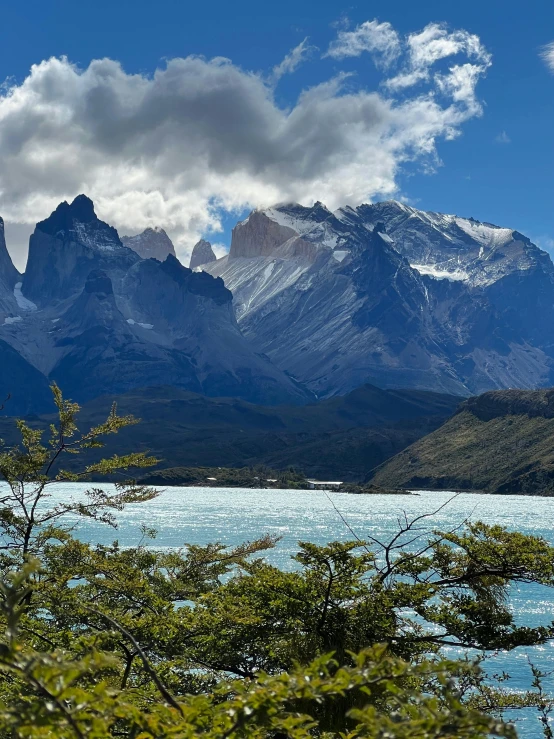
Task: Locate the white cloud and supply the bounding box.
[271,38,315,82]
[385,23,491,91]
[325,20,401,68]
[0,20,490,262]
[210,242,229,260]
[541,41,554,72]
[495,130,511,144]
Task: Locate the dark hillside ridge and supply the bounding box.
[371,387,554,495]
[0,339,54,415]
[0,384,461,481]
[462,388,554,421]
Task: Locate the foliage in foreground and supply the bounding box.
[0,562,517,739]
[0,385,552,737]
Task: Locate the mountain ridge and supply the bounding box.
[204,200,554,397]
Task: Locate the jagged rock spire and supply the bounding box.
[23,194,137,305]
[189,239,217,269]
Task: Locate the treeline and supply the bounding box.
[336,482,411,495]
[140,464,309,488]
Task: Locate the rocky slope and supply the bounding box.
[121,227,176,261]
[0,196,311,408]
[189,239,217,269]
[370,388,554,495]
[204,201,554,397]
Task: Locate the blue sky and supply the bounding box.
[0,0,553,266]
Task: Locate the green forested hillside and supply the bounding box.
[371,388,554,494]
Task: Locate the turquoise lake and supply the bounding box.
[14,485,554,737]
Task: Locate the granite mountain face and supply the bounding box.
[203,201,554,397]
[121,227,177,261]
[189,239,217,270]
[0,196,311,410]
[22,195,139,306]
[0,217,21,314]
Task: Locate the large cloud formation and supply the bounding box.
[0,19,491,261]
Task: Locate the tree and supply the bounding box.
[0,563,517,739]
[0,384,159,558]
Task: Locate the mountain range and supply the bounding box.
[202,201,554,397]
[1,194,554,415]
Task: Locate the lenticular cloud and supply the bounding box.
[0,19,490,259]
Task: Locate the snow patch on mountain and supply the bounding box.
[127,318,154,329]
[14,282,37,311]
[332,250,349,262]
[264,206,318,234]
[4,315,22,325]
[418,208,514,248]
[264,205,343,249]
[206,254,315,320]
[453,218,513,247]
[411,264,469,281]
[71,222,120,251]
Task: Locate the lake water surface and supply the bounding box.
[15,485,554,737]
